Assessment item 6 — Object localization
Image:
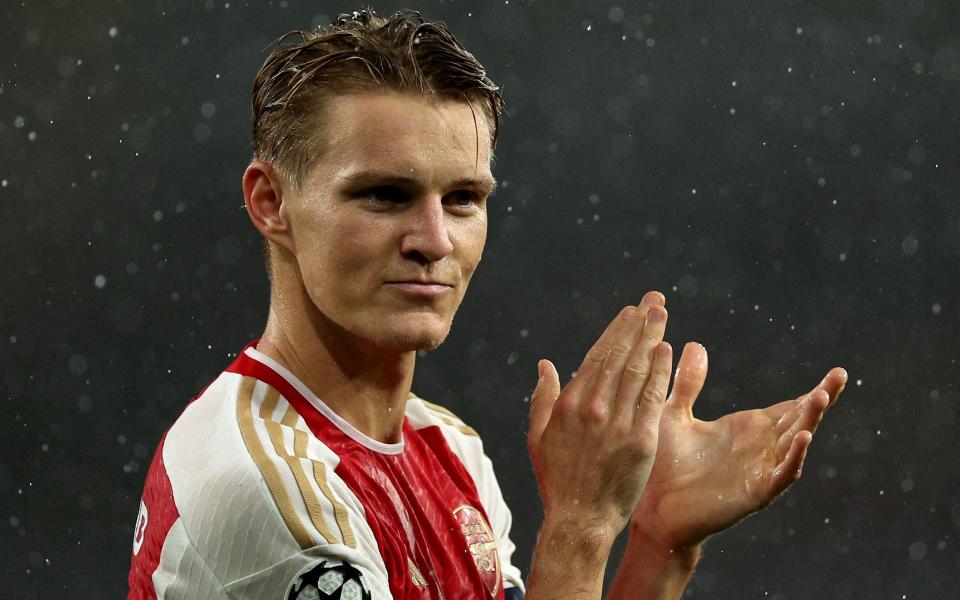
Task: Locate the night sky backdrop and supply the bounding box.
[3,1,959,597]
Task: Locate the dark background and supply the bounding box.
[3,0,959,598]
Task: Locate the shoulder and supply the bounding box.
[404,393,496,487]
[405,394,481,438]
[159,372,375,583]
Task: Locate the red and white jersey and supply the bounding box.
[128,340,525,600]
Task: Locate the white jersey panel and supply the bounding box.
[164,372,300,582]
[153,518,227,600]
[224,545,394,599]
[405,397,526,593]
[162,372,392,596]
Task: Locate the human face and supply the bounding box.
[283,91,495,352]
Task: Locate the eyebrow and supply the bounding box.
[339,171,498,194]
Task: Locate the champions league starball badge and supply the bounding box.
[287,560,372,600]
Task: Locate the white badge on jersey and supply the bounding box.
[132,499,149,556]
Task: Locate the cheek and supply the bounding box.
[458,216,487,275]
[295,213,382,287]
[297,215,362,282]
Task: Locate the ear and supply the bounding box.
[242,160,295,254]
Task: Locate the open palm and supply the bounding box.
[631,342,848,551]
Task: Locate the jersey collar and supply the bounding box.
[226,339,406,455]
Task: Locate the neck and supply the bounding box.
[256,286,416,445]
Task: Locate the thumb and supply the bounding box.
[667,342,708,417]
[528,359,561,451]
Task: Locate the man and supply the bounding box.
[128,9,847,599]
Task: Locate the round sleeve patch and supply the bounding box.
[287,560,372,600]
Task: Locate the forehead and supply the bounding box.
[310,91,494,186]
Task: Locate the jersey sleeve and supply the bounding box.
[129,374,394,599]
[137,519,229,599]
[408,398,526,594]
[223,545,390,599]
[127,434,230,600]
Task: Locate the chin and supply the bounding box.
[369,330,448,353]
[366,314,453,353]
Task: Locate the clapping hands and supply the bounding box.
[527,291,847,554]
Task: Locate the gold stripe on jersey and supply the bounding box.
[281,405,299,427]
[256,390,356,549]
[446,420,480,438]
[236,377,314,549]
[419,399,480,437]
[280,405,357,548]
[261,392,338,546]
[418,398,459,419]
[284,425,357,549]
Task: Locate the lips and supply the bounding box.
[385,280,454,297]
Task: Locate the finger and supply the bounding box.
[593,307,647,417]
[765,366,849,424]
[774,399,803,436]
[642,290,666,307]
[567,306,634,399]
[570,295,663,401]
[528,359,562,451]
[764,397,799,423]
[772,383,831,437]
[775,390,829,459]
[613,306,668,419]
[816,367,848,408]
[773,387,821,436]
[601,294,665,419]
[666,342,708,417]
[633,341,673,432]
[770,430,813,497]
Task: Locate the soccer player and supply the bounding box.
[127,9,847,599]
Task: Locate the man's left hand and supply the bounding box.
[629,341,848,555]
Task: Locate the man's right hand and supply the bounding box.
[524,291,673,598]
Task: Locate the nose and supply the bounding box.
[400,196,455,264]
